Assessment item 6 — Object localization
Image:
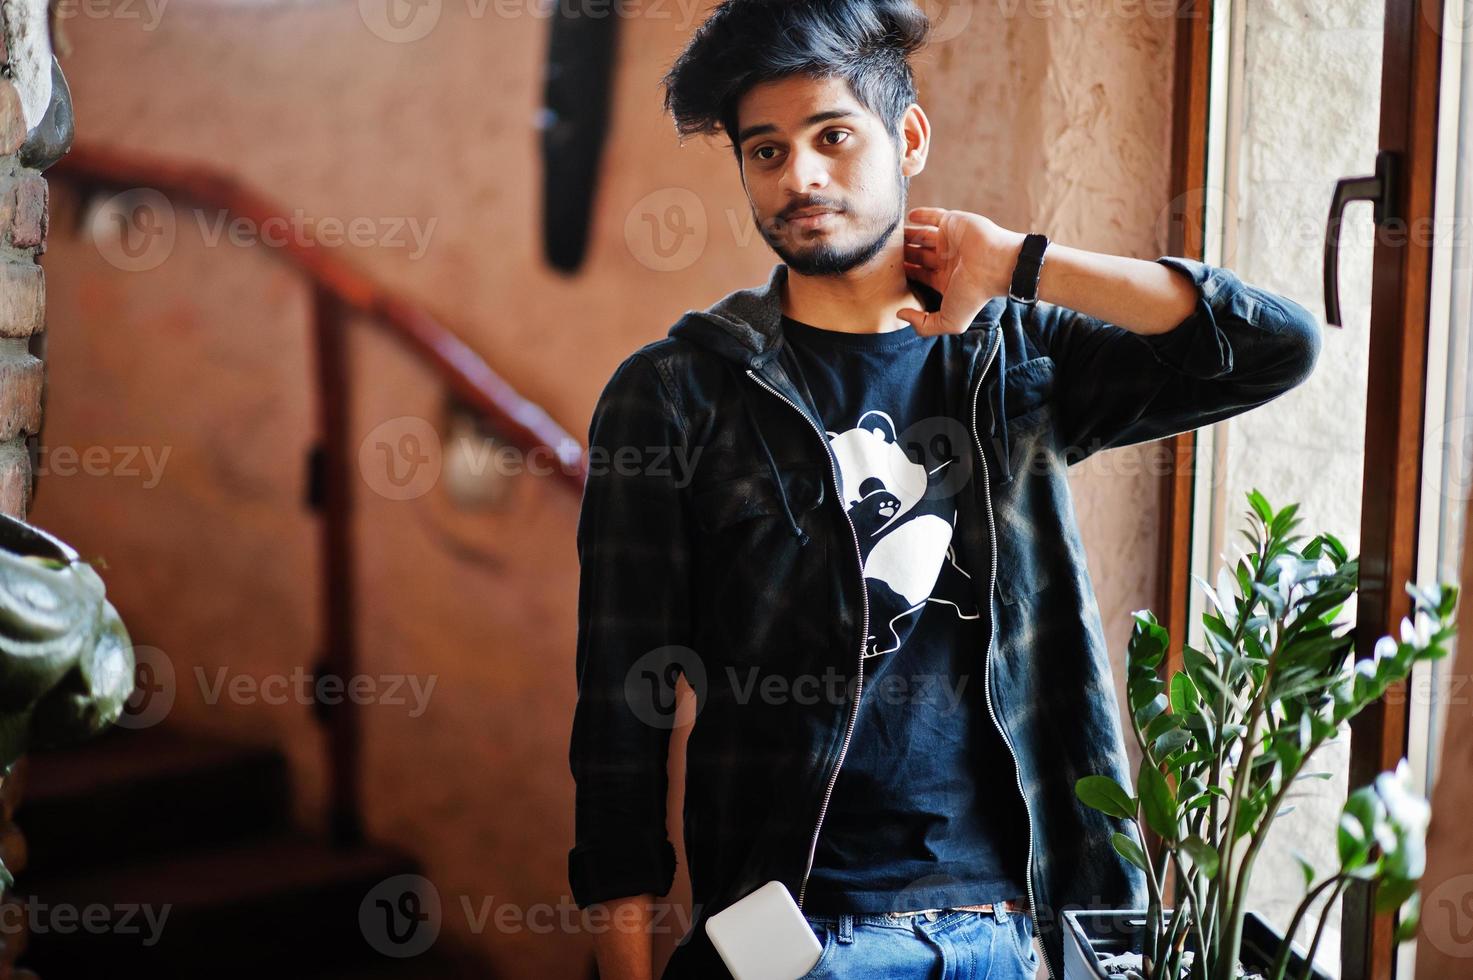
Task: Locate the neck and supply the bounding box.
[780,245,923,335]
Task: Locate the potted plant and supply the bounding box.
[1069,490,1456,980]
[0,510,135,891]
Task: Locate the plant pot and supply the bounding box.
[1061,909,1335,980]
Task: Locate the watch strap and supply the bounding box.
[1008,233,1050,306]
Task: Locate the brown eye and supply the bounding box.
[823,130,850,145]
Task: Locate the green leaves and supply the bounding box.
[1179,835,1219,879]
[1076,775,1135,820]
[1112,831,1149,873]
[1138,758,1178,843]
[1074,490,1455,980]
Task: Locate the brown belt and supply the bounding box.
[888,898,1025,916]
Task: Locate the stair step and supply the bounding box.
[18,836,421,978]
[20,724,291,872]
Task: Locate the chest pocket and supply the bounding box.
[690,464,832,666]
[1002,355,1057,435]
[692,465,826,533]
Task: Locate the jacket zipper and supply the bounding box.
[971,328,1054,980]
[744,367,869,913]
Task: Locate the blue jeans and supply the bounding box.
[798,905,1041,979]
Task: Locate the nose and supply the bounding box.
[778,144,830,199]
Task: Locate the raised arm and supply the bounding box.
[1028,255,1323,463]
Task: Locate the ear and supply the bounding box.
[856,410,899,442]
[898,102,930,180]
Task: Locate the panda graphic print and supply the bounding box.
[778,314,982,660]
[829,409,981,657]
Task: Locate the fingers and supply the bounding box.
[903,223,940,248]
[896,307,930,332]
[903,243,940,272]
[902,259,935,284]
[906,206,946,227]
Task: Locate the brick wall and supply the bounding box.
[0,24,53,977]
[0,76,46,522]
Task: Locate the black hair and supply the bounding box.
[659,0,931,166]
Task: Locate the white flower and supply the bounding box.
[1377,759,1431,839]
[1399,610,1434,648]
[1275,554,1299,604]
[1356,636,1399,682]
[1217,566,1240,630]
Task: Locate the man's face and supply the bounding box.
[734,75,922,276]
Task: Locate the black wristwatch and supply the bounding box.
[1008,233,1050,306]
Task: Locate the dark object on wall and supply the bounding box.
[539,7,620,273]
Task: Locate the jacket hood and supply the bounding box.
[663,262,1022,545]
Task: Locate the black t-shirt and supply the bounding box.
[780,312,1029,914]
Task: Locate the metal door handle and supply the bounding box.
[1324,149,1397,327]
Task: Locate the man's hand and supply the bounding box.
[900,207,1024,335]
[901,208,1203,335]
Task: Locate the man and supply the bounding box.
[567,2,1322,978]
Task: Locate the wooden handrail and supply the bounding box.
[48,143,588,492]
[46,143,592,843]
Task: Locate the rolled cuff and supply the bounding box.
[1144,255,1257,380]
[568,833,678,910]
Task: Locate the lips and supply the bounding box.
[784,208,840,230]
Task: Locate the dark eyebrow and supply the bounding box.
[737,109,859,147]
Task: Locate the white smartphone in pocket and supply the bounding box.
[704,879,824,980]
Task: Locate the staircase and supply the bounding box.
[14,725,494,978]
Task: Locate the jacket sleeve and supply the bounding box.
[567,350,694,910]
[1028,256,1323,464]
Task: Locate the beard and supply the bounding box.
[758,169,908,277]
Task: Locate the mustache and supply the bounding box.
[776,199,845,221]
